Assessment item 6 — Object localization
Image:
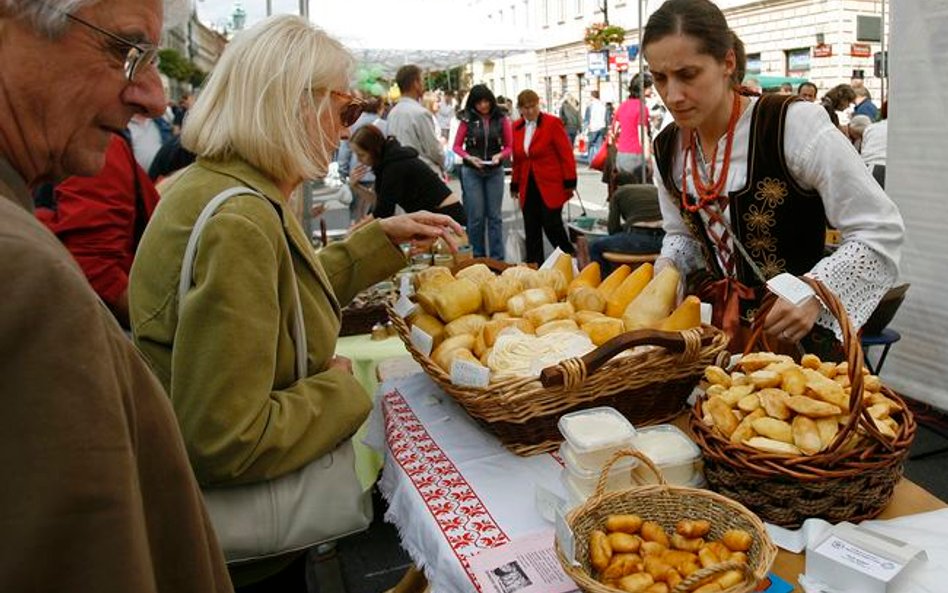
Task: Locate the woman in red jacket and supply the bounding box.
[509,89,578,264]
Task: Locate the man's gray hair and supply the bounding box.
[2,0,192,37]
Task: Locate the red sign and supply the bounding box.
[851,43,872,58]
[609,53,629,73]
[813,44,833,58]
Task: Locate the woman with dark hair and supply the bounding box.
[613,72,655,179]
[821,84,857,128]
[349,125,466,224]
[453,84,513,259]
[509,89,577,265]
[644,0,903,354]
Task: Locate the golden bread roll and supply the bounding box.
[481,276,524,313]
[501,265,537,286]
[443,313,488,338]
[574,310,607,325]
[792,415,823,454]
[706,396,739,437]
[730,408,765,444]
[704,365,731,387]
[473,330,488,358]
[603,553,644,580]
[757,388,792,420]
[657,295,702,331]
[413,266,454,291]
[721,530,753,552]
[535,319,580,336]
[482,317,535,347]
[751,417,793,443]
[606,514,644,534]
[616,573,653,593]
[568,285,607,313]
[413,288,439,316]
[780,366,807,396]
[622,266,680,330]
[801,368,850,411]
[605,263,653,318]
[528,268,568,299]
[815,416,840,450]
[737,393,761,413]
[409,313,445,348]
[607,532,642,553]
[553,253,575,283]
[433,278,482,322]
[640,521,669,546]
[430,334,476,371]
[589,530,613,571]
[524,302,575,327]
[582,317,626,346]
[675,519,711,538]
[749,370,782,389]
[597,265,631,300]
[506,287,557,316]
[433,346,476,373]
[743,436,801,455]
[785,395,842,418]
[569,261,601,291]
[455,263,495,287]
[492,312,511,320]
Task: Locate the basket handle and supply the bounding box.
[671,560,754,593]
[744,276,892,456]
[539,327,709,389]
[591,448,667,502]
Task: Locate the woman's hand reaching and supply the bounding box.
[763,296,821,343]
[377,211,466,252]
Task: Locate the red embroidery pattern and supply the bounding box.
[383,389,511,589]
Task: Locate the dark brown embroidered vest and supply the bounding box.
[654,94,827,322]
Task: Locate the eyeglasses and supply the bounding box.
[331,90,365,127]
[63,12,159,82]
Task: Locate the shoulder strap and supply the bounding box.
[178,187,307,380]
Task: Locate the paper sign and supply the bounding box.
[767,272,816,306]
[554,509,579,567]
[534,484,566,524]
[470,530,578,593]
[700,302,713,325]
[410,325,434,356]
[394,293,418,318]
[814,534,905,581]
[450,359,490,388]
[539,247,566,271]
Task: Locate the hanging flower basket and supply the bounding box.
[584,23,626,51]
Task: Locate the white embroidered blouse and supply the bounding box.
[655,97,904,337]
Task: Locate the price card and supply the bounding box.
[554,507,579,567]
[450,359,490,388]
[700,302,713,325]
[393,293,418,318]
[409,325,434,356]
[766,273,816,306]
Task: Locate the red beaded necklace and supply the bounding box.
[681,91,743,213]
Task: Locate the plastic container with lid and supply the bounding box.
[560,443,639,507]
[630,424,703,486]
[557,406,636,471]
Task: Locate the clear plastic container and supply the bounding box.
[630,424,703,486]
[560,443,639,506]
[557,406,637,471]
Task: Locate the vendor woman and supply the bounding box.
[643,0,903,353]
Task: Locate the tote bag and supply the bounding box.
[179,187,372,564]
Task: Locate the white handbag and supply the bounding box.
[178,187,372,564]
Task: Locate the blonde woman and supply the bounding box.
[129,15,461,591]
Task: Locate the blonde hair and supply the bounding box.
[182,14,354,182]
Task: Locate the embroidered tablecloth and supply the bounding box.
[364,372,569,593]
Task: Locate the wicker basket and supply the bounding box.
[388,294,729,455]
[557,449,777,593]
[690,277,917,527]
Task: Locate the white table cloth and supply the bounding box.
[364,372,569,593]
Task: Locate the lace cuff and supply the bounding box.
[660,234,706,277]
[807,241,899,340]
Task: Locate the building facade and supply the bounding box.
[468,0,889,115]
[161,10,228,99]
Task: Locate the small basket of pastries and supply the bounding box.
[556,449,777,593]
[689,277,916,527]
[386,254,728,455]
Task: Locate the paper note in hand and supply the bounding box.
[766,273,816,306]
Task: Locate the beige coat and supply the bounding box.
[130,157,404,486]
[0,159,231,592]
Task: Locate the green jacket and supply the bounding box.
[129,157,404,487]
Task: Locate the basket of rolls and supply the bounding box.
[557,449,777,593]
[387,255,729,456]
[690,277,916,527]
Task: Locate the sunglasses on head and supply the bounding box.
[330,90,365,127]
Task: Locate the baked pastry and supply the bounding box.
[413,266,454,291]
[535,319,580,336]
[506,287,557,316]
[455,263,495,287]
[433,278,482,322]
[524,302,575,327]
[481,276,524,314]
[581,316,625,346]
[568,285,606,313]
[443,313,488,338]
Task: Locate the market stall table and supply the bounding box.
[366,371,947,593]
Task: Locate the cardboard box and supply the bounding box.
[805,522,927,593]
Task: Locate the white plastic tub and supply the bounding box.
[557,406,636,471]
[630,424,703,486]
[560,443,639,506]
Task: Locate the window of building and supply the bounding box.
[557,0,566,23]
[512,75,519,95]
[560,74,568,96]
[523,0,530,28]
[525,73,533,92]
[746,52,762,76]
[542,0,549,27]
[786,47,811,76]
[574,0,584,17]
[544,76,552,110]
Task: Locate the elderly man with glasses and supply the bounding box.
[0,2,232,592]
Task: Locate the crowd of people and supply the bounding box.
[2,0,902,592]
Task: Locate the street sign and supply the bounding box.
[627,44,639,61]
[610,52,629,73]
[851,43,872,58]
[587,51,609,77]
[813,44,833,58]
